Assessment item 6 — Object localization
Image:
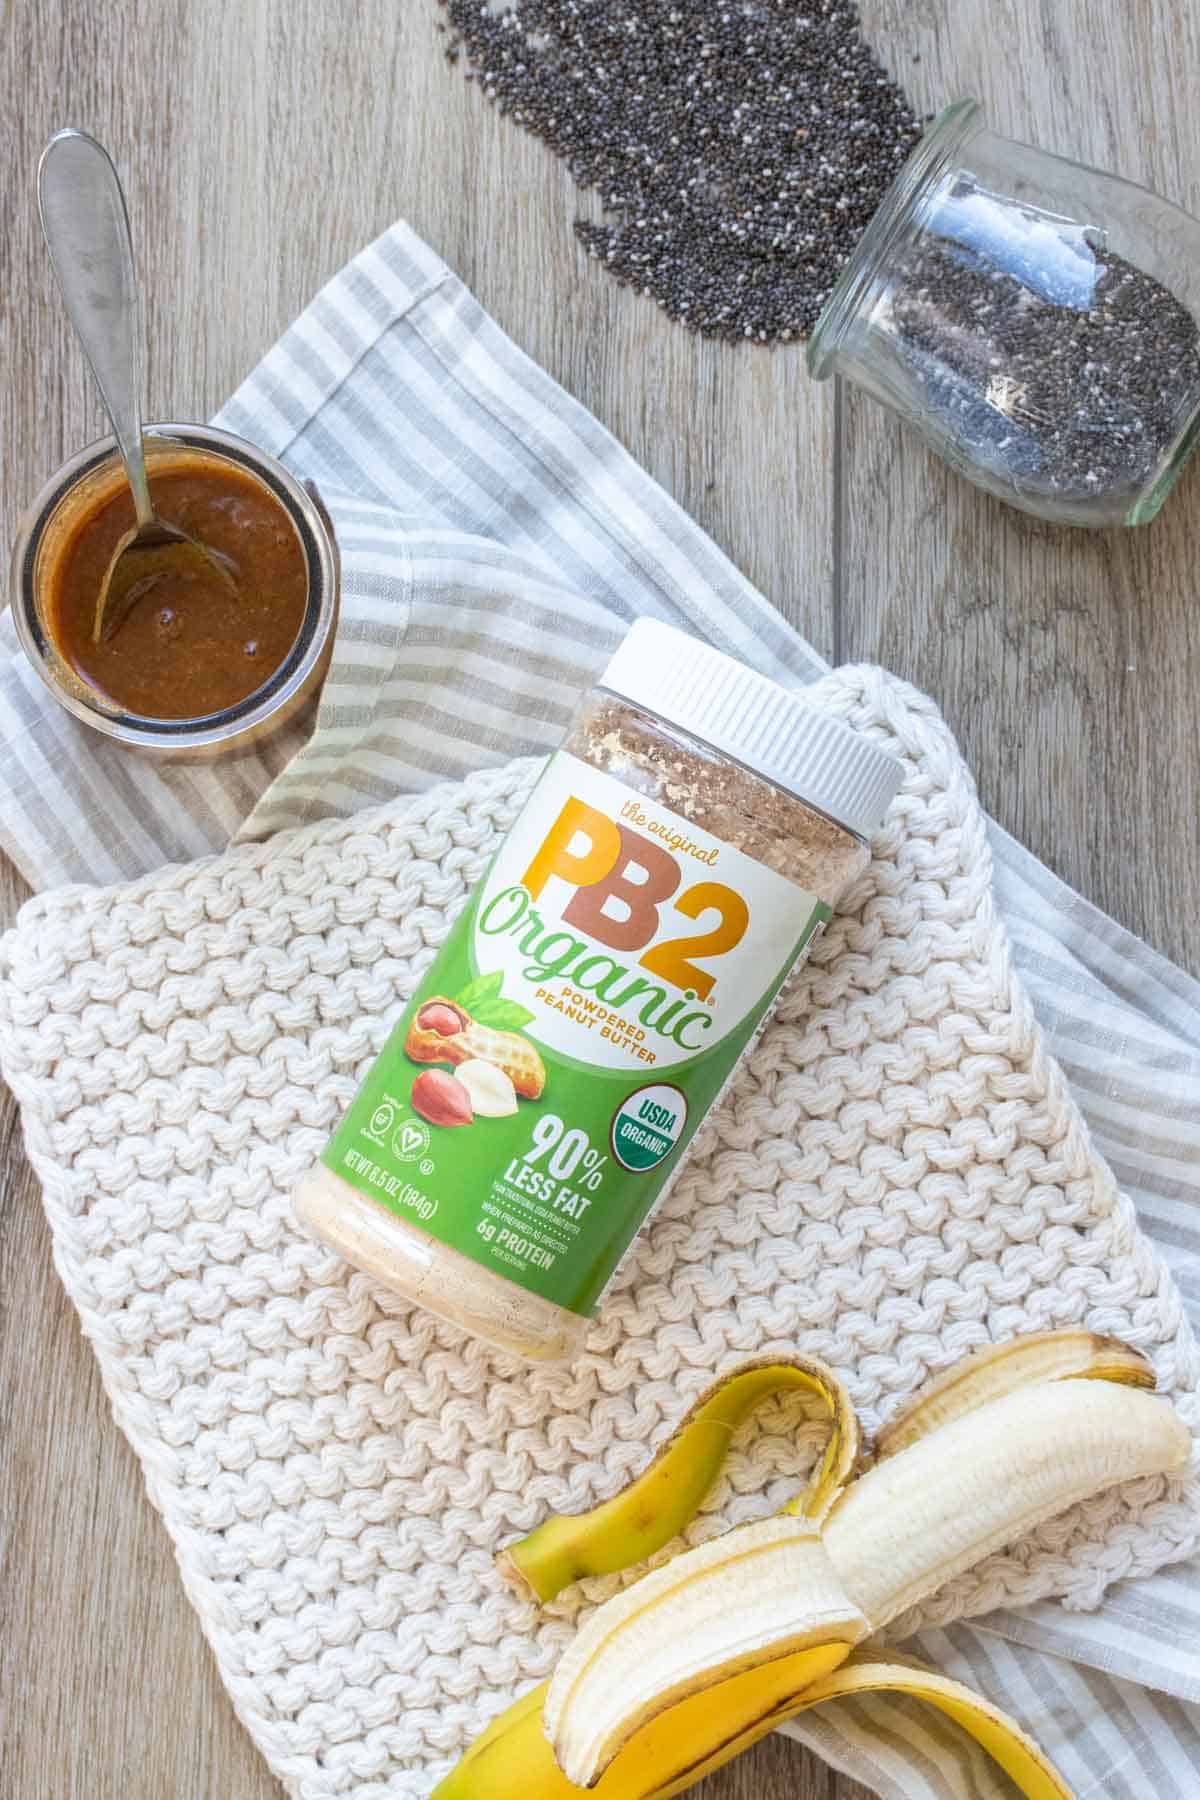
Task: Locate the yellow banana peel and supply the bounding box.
[499,1355,858,1603]
[790,1649,1073,1800]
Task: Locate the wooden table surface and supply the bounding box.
[3,3,1199,1796]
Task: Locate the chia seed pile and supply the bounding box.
[438,0,920,340]
[887,218,1200,504]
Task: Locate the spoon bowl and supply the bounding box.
[36,128,239,642]
[93,516,238,644]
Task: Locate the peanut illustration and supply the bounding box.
[405,995,546,1101]
[411,1069,474,1128]
[417,1001,467,1037]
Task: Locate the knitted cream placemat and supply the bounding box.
[1,666,1197,1800]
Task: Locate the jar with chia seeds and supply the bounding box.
[809,99,1200,526]
[294,620,903,1362]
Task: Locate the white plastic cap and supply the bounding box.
[598,618,904,841]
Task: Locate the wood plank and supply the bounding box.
[850,0,1200,976]
[0,1,845,1796]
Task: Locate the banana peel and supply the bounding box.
[433,1646,1070,1800]
[790,1649,1072,1800]
[452,1330,1189,1800]
[499,1355,858,1603]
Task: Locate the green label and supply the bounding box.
[322,753,829,1316]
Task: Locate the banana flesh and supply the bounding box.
[438,1330,1190,1800]
[822,1379,1188,1631]
[543,1516,866,1785]
[875,1330,1155,1462]
[499,1356,858,1603]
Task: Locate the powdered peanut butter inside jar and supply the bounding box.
[294,619,903,1361]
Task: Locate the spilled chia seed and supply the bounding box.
[438,0,921,341]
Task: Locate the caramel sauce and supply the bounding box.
[47,454,307,720]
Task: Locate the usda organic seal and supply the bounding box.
[610,1083,688,1172]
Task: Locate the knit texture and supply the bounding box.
[1,666,1196,1799]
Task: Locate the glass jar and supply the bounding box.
[10,422,339,758]
[808,99,1200,526]
[293,619,903,1362]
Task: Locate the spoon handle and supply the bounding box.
[38,129,154,529]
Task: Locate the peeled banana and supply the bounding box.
[439,1329,1190,1800]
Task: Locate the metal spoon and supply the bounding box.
[37,128,237,645]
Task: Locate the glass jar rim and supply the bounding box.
[807,97,983,382]
[10,422,339,752]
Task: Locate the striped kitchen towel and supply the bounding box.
[2,220,1199,1798]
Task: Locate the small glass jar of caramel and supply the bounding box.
[10,422,339,759]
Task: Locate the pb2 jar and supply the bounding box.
[293,621,903,1361]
